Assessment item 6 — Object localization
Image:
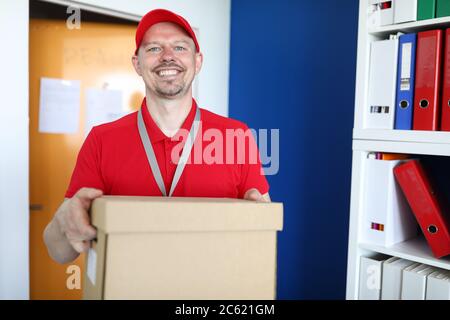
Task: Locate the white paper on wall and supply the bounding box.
[38,77,81,134]
[85,88,125,136]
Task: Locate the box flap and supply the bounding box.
[90,196,283,233]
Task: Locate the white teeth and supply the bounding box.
[158,70,179,77]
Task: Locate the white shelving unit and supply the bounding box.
[346,1,450,299]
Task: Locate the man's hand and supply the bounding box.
[43,187,103,265]
[54,188,103,254]
[244,188,271,202]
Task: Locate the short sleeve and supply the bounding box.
[65,128,105,198]
[237,126,270,198]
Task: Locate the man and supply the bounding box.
[44,9,270,264]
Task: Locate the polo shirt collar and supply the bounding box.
[140,97,198,143]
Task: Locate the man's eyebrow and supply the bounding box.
[141,40,192,47]
[174,40,191,45]
[141,41,161,47]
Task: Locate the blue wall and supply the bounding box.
[229,0,359,299]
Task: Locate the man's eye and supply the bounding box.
[174,46,186,51]
[147,47,161,53]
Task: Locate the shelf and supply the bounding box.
[353,128,450,144]
[368,16,450,36]
[359,237,450,270]
[352,129,450,156]
[347,1,450,300]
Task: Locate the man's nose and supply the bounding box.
[160,46,175,62]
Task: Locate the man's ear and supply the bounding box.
[131,54,142,76]
[195,52,203,76]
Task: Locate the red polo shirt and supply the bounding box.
[65,99,269,198]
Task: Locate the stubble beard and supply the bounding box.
[154,75,194,98]
[155,81,185,97]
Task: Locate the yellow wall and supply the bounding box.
[29,19,143,299]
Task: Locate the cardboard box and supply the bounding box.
[83,196,283,300]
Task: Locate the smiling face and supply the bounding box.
[132,22,203,100]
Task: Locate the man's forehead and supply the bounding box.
[143,22,192,40]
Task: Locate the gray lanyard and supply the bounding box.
[137,106,201,196]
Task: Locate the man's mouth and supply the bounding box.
[155,68,183,78]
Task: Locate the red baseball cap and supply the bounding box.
[135,9,200,55]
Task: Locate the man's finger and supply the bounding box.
[66,227,96,242]
[71,240,91,253]
[74,188,103,208]
[79,225,97,240]
[72,210,97,240]
[66,225,96,241]
[63,205,96,241]
[244,188,263,201]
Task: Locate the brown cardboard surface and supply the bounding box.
[84,196,283,300]
[91,196,283,233]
